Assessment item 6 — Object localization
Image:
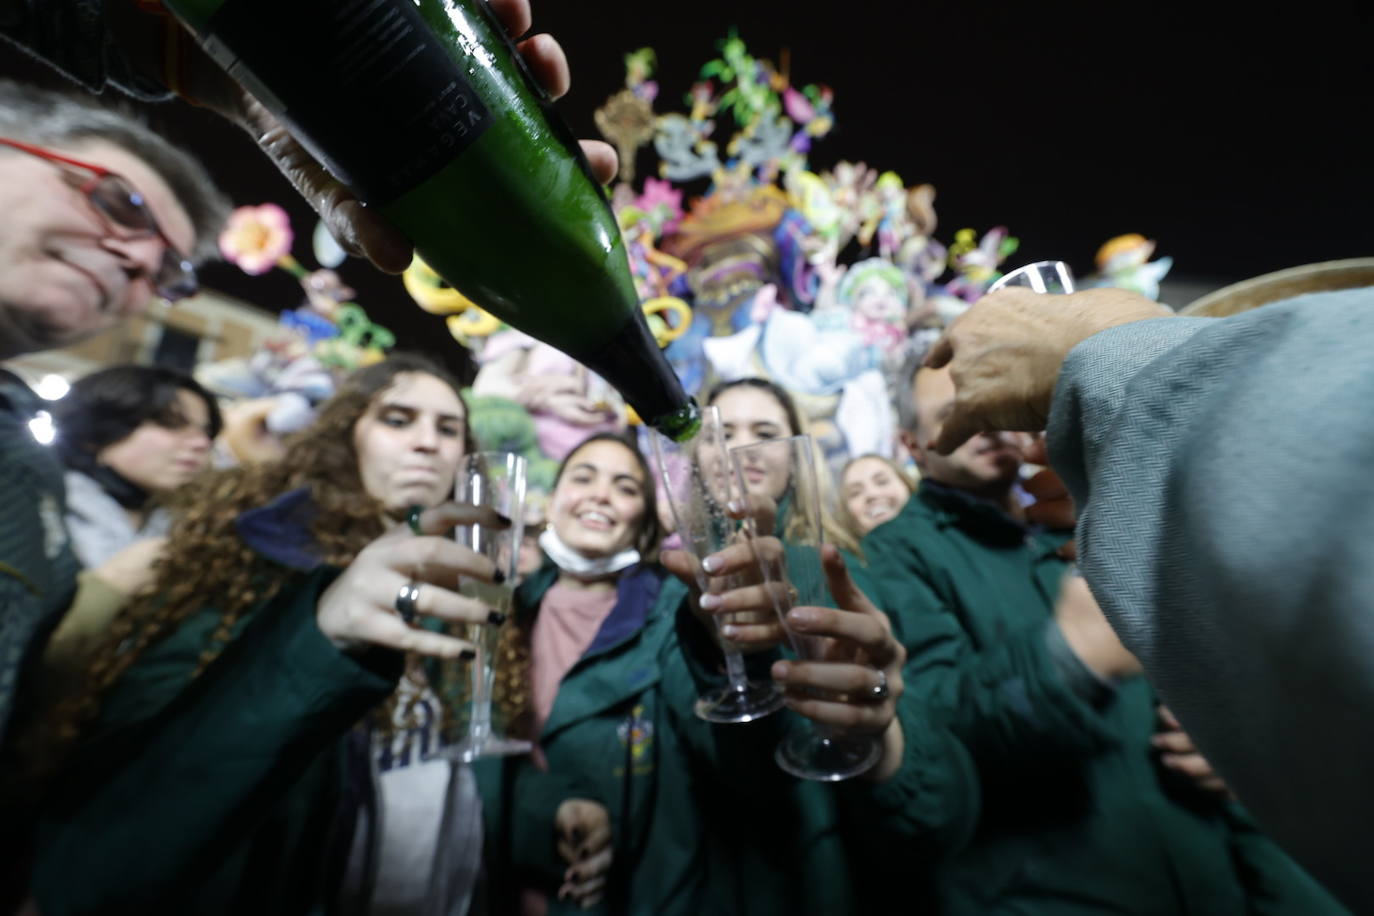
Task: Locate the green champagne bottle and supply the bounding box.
[165,0,699,441]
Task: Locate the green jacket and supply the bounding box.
[476,561,979,916]
[0,369,80,751]
[1,370,83,909]
[33,492,403,916]
[862,481,1346,915]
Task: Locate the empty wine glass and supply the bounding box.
[729,434,881,781]
[650,407,784,723]
[443,451,532,761]
[988,260,1076,295]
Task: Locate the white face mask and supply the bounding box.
[538,526,640,581]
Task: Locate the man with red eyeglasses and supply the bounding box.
[0,74,228,908]
[0,0,617,750]
[0,78,226,736]
[0,123,221,357]
[0,2,618,906]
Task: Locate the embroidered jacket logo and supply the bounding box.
[617,704,654,762]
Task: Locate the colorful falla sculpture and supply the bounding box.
[396,34,1173,481]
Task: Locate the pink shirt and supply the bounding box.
[520,580,619,916]
[529,580,619,741]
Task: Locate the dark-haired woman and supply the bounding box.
[476,430,709,915]
[52,364,221,568]
[31,354,555,915]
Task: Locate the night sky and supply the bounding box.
[3,1,1371,380]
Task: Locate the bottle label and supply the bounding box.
[203,0,492,206]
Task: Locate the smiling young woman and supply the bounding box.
[837,454,915,541]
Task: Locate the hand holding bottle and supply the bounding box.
[115,0,616,273]
[155,0,693,437]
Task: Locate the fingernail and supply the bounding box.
[787,607,817,626]
[493,568,507,585]
[703,555,723,574]
[720,624,739,638]
[495,512,512,525]
[487,610,507,625]
[459,648,477,661]
[727,499,744,514]
[699,593,722,610]
[772,660,791,679]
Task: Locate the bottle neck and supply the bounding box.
[564,311,691,438]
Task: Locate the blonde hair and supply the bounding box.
[836,453,916,541]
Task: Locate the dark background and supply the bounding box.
[4,0,1372,376]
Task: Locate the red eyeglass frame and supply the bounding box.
[0,136,198,301]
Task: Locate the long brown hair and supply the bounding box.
[492,431,661,741]
[704,377,864,557]
[56,354,469,747]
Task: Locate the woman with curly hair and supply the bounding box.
[29,354,544,915]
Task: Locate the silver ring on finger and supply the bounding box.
[394,580,422,625]
[869,668,889,702]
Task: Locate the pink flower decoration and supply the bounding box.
[635,178,684,235]
[219,203,294,275]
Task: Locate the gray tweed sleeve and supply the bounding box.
[1045,289,1374,912]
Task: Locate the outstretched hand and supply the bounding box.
[923,288,1173,454]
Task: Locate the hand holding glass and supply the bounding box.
[651,408,784,723]
[448,451,531,761]
[729,434,881,781]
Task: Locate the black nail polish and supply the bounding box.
[493,568,507,585]
[487,610,507,626]
[495,512,512,525]
[459,648,477,661]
